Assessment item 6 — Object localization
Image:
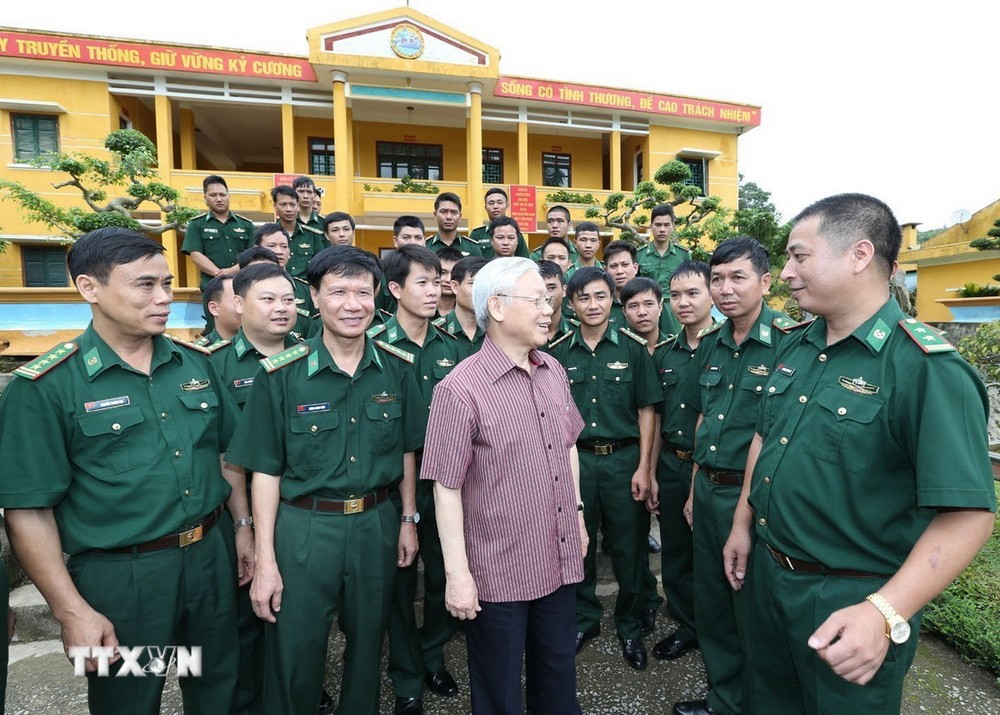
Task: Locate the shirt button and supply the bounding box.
[614,376,620,382]
[383,412,389,419]
[560,537,566,543]
[310,425,318,433]
[677,430,683,436]
[112,423,121,431]
[728,384,733,390]
[768,386,776,393]
[350,456,357,463]
[763,476,771,484]
[819,354,828,362]
[350,417,357,424]
[679,403,686,409]
[540,412,545,417]
[709,445,717,452]
[591,398,597,404]
[423,375,429,381]
[554,476,559,481]
[591,422,597,427]
[755,385,762,392]
[184,489,190,496]
[717,414,724,420]
[758,517,767,526]
[734,352,740,358]
[837,407,847,415]
[591,375,597,381]
[160,412,168,419]
[558,507,563,513]
[200,402,208,409]
[548,444,552,449]
[799,395,807,403]
[779,437,788,445]
[174,450,182,458]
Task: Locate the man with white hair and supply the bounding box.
[421,258,587,715]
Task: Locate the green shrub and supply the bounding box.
[958,282,1000,298]
[391,176,438,194]
[957,321,1000,385]
[545,190,598,205]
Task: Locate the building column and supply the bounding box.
[466,82,484,230]
[179,107,196,170]
[517,106,529,186]
[610,116,622,193]
[281,102,296,174]
[332,71,351,214]
[153,92,181,280]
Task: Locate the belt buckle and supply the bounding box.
[178,524,204,548]
[768,545,794,571]
[343,497,365,514]
[676,449,693,461]
[594,444,611,456]
[704,469,719,484]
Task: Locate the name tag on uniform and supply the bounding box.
[776,364,796,377]
[233,378,254,389]
[706,365,721,373]
[203,228,218,234]
[660,368,674,374]
[84,395,131,413]
[297,402,331,413]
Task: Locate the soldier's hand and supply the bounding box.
[60,606,119,672]
[445,573,481,621]
[578,511,589,557]
[722,525,751,590]
[397,522,418,568]
[646,478,660,514]
[235,527,256,587]
[250,562,283,623]
[808,602,891,685]
[683,493,694,529]
[630,468,650,501]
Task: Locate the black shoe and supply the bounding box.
[653,633,697,661]
[620,636,647,670]
[394,696,424,714]
[424,670,458,697]
[672,699,715,715]
[648,534,661,553]
[318,689,335,714]
[640,607,656,635]
[575,625,601,654]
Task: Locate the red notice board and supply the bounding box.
[273,173,298,187]
[509,185,537,233]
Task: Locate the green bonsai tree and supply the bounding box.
[970,218,1000,251]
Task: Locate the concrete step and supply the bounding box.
[9,583,60,643]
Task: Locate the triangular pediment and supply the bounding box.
[308,8,499,78]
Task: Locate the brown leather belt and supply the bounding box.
[701,467,744,486]
[283,488,389,515]
[97,506,223,554]
[765,543,889,580]
[576,438,638,456]
[668,446,694,462]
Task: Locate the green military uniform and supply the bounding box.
[440,309,485,362]
[284,223,326,278]
[637,241,691,336]
[550,326,661,640]
[182,211,255,289]
[747,301,996,714]
[564,258,604,282]
[210,328,301,410]
[426,233,484,257]
[299,211,324,233]
[292,276,316,317]
[195,328,223,347]
[225,335,424,715]
[691,305,796,715]
[542,316,577,351]
[370,317,460,699]
[608,298,626,328]
[469,224,530,258]
[0,328,241,715]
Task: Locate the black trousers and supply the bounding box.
[466,583,581,715]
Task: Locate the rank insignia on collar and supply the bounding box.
[180,378,211,391]
[436,358,455,367]
[372,391,397,404]
[838,375,880,395]
[748,364,770,376]
[607,361,629,370]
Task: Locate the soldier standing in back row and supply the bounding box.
[182,174,255,289]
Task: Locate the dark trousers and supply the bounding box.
[466,584,581,715]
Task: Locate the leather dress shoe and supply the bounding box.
[653,633,697,661]
[672,698,715,715]
[394,696,424,714]
[318,688,335,714]
[640,607,656,635]
[424,670,459,697]
[575,625,600,654]
[620,636,647,670]
[648,534,661,553]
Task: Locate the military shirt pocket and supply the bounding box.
[735,374,771,425]
[698,371,723,390]
[432,364,453,381]
[565,366,587,392]
[289,410,339,471]
[806,389,884,472]
[602,367,633,406]
[660,371,679,389]
[76,406,150,474]
[177,391,220,448]
[365,401,403,448]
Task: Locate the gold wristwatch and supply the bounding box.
[865,592,911,644]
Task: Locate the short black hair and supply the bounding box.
[603,239,637,264]
[323,211,355,230]
[203,175,227,193]
[292,176,315,190]
[233,262,293,298]
[484,187,508,202]
[489,216,520,233]
[270,185,297,203]
[436,246,464,264]
[670,259,710,289]
[451,256,489,285]
[202,274,232,306]
[547,205,571,222]
[574,221,600,236]
[540,237,571,257]
[383,244,442,287]
[68,227,165,283]
[620,276,662,305]
[393,215,425,236]
[435,192,462,211]
[792,193,901,276]
[254,223,286,245]
[567,266,614,301]
[650,204,676,221]
[710,236,770,278]
[306,245,382,291]
[238,245,280,268]
[538,259,566,285]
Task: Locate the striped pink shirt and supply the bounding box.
[421,336,585,602]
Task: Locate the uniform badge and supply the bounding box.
[233,378,254,389]
[295,298,305,304]
[607,361,629,370]
[776,364,796,377]
[84,396,131,413]
[838,376,879,395]
[297,402,331,413]
[706,365,721,373]
[298,242,312,250]
[180,378,211,391]
[660,368,674,374]
[372,391,397,404]
[748,364,770,377]
[436,358,455,367]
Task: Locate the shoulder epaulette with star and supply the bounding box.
[296,307,311,318]
[232,212,253,223]
[433,322,458,338]
[13,341,78,380]
[294,276,310,286]
[367,323,388,338]
[194,336,211,347]
[779,318,812,333]
[168,334,212,355]
[898,318,956,353]
[697,321,725,338]
[260,343,310,372]
[772,314,800,332]
[302,224,323,235]
[377,308,393,321]
[374,339,415,364]
[190,211,208,221]
[653,336,675,350]
[205,338,232,354]
[547,331,574,349]
[619,327,648,346]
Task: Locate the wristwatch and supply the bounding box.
[865,592,911,644]
[400,513,421,524]
[233,516,254,533]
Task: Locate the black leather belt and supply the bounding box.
[283,488,389,514]
[765,543,889,580]
[97,506,223,554]
[701,467,744,486]
[667,445,694,461]
[576,438,638,456]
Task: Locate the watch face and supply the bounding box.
[890,621,911,644]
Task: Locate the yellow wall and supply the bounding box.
[527,133,603,190]
[915,258,1000,322]
[354,121,468,182]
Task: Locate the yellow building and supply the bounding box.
[0,7,759,353]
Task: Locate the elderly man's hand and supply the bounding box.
[445,572,481,621]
